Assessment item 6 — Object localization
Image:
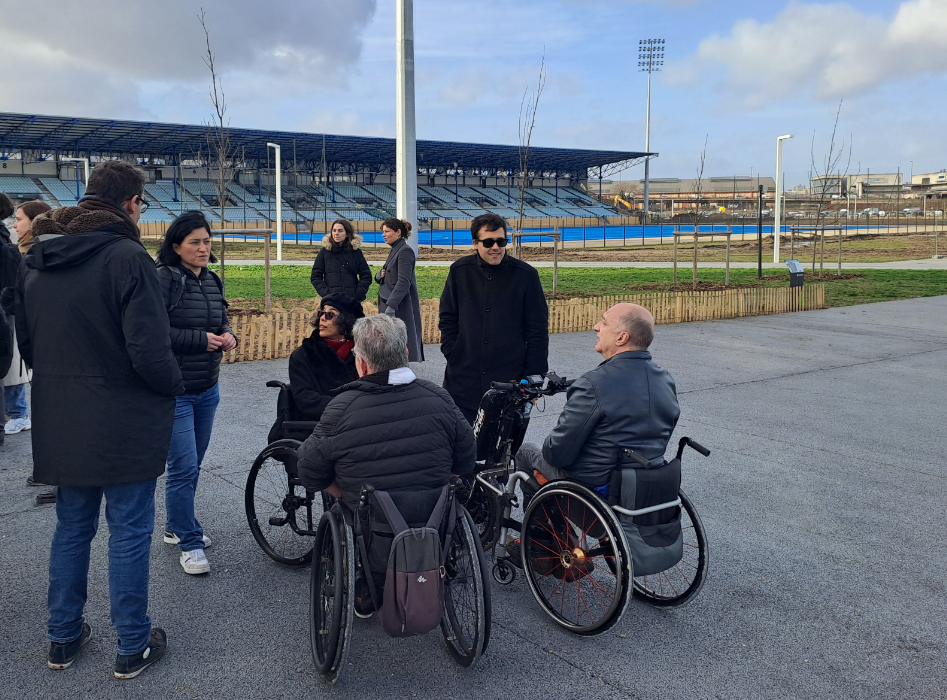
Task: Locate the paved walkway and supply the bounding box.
[225,257,947,269]
[2,296,945,698]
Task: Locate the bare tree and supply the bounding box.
[809,100,851,275]
[199,8,236,288]
[691,135,708,290]
[515,54,546,257]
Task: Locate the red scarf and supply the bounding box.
[324,337,354,361]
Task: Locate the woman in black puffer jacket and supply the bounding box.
[156,211,237,576]
[310,219,372,301]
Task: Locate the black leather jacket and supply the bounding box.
[541,350,680,487]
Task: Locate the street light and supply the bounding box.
[266,143,282,261]
[773,134,793,263]
[60,157,90,199]
[639,38,664,225]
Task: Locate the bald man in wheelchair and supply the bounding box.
[516,302,680,496]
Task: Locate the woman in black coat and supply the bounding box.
[288,293,365,421]
[156,211,237,575]
[310,219,372,301]
[375,217,424,362]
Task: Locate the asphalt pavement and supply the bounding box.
[1,296,945,699]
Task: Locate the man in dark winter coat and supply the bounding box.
[296,314,475,512]
[15,161,182,678]
[516,303,680,488]
[439,213,549,423]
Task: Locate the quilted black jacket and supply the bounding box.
[296,372,475,511]
[157,264,235,392]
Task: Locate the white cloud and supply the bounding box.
[0,0,377,119]
[675,0,947,106]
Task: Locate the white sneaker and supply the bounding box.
[164,531,211,548]
[180,549,210,575]
[4,417,31,434]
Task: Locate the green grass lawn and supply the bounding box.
[211,264,947,310]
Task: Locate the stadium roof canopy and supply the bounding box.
[0,112,650,179]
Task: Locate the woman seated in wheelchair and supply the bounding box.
[295,314,476,616]
[287,293,365,422]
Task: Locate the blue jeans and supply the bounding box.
[165,383,220,552]
[4,383,28,420]
[48,479,157,655]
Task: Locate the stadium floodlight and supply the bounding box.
[267,143,282,261]
[396,0,419,256]
[60,157,90,199]
[638,39,664,225]
[773,134,793,263]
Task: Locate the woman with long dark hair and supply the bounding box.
[310,218,371,301]
[375,217,424,362]
[4,200,50,438]
[156,211,237,575]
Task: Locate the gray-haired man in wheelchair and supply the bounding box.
[296,314,476,617]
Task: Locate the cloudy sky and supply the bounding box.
[2,0,946,187]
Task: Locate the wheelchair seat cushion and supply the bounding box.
[612,457,684,577]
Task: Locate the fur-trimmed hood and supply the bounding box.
[31,196,140,242]
[321,232,363,251]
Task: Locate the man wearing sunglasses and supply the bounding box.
[439,212,549,423]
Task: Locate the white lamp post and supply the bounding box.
[266,143,282,261]
[773,134,793,263]
[396,0,419,256]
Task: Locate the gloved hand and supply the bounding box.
[383,306,397,317]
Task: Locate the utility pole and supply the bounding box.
[757,184,764,279]
[638,39,664,226]
[396,0,419,256]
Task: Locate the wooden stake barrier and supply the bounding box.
[222,285,825,364]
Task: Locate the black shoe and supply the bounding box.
[354,596,375,619]
[114,628,167,679]
[35,487,57,506]
[48,623,92,670]
[27,475,46,487]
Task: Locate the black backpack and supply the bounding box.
[357,486,456,638]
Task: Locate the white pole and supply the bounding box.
[774,134,793,263]
[396,0,419,256]
[267,143,282,261]
[643,69,651,224]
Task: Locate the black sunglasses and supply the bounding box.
[477,236,508,248]
[319,309,339,321]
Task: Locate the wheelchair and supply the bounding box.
[245,381,326,567]
[460,373,710,636]
[310,483,491,683]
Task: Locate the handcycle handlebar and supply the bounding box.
[489,371,573,400]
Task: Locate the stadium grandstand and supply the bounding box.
[0,112,649,241]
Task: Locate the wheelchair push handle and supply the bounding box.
[620,448,652,469]
[266,380,287,389]
[676,437,711,460]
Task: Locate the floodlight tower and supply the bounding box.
[639,38,664,224]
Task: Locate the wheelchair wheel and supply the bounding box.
[459,478,501,551]
[310,508,355,684]
[245,439,321,567]
[522,483,632,636]
[440,508,491,667]
[632,489,708,608]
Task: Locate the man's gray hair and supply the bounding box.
[353,314,409,373]
[616,308,654,349]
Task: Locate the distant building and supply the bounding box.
[911,170,947,192]
[811,173,903,197]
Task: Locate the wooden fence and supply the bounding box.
[222,284,825,363]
